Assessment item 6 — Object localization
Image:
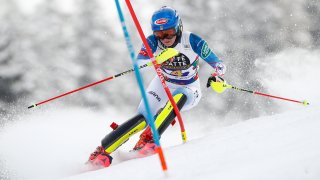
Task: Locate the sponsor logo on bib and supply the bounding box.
[162,53,191,70]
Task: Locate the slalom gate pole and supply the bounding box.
[229,84,310,106]
[125,0,187,144]
[114,0,167,171]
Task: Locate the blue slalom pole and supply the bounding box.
[114,0,162,149]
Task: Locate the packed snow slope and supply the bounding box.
[62,107,320,180]
[1,106,319,180]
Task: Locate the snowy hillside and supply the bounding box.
[62,107,320,180]
[1,106,319,180]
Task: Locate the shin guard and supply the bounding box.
[155,93,187,136]
[101,114,146,154]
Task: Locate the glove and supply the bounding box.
[212,62,226,76]
[206,75,225,88]
[206,74,228,93]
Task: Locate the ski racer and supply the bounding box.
[87,6,226,169]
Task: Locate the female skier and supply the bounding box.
[87,6,226,169]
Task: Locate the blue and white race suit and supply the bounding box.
[137,31,224,118]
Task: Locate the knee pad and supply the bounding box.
[173,86,201,111]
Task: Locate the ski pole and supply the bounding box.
[209,80,310,106]
[125,0,187,144]
[28,48,178,109]
[115,0,167,171]
[230,85,310,106]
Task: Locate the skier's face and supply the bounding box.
[154,28,177,47]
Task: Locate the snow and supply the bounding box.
[60,107,320,180]
[2,106,319,180]
[1,101,320,180]
[255,48,320,111]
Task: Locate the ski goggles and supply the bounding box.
[154,28,177,40]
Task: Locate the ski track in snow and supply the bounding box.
[1,48,320,179]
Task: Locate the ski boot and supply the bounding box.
[132,119,176,151]
[133,126,154,151]
[137,142,157,156]
[87,146,113,169]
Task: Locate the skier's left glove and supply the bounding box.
[206,75,225,88]
[206,74,228,93]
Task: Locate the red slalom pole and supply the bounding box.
[125,0,187,143]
